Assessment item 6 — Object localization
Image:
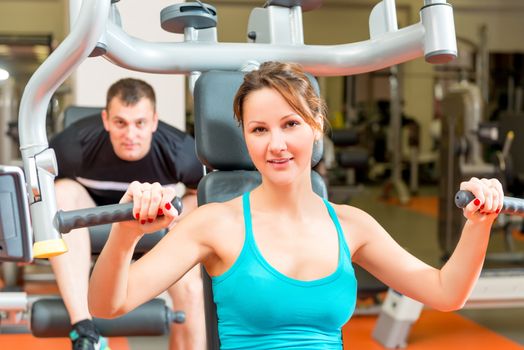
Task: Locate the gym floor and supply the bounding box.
[1,185,523,349]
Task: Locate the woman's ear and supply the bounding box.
[314,115,324,141]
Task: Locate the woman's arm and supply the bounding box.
[88,181,214,318]
[350,177,503,311]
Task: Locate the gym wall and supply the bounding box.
[2,0,524,142]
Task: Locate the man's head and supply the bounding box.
[102,78,159,161]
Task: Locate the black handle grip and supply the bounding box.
[54,197,183,233]
[454,190,524,216]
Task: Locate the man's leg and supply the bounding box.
[168,192,206,350]
[48,179,106,349]
[168,265,206,350]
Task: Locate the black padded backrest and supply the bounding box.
[194,70,323,171]
[197,170,327,205]
[63,106,103,128]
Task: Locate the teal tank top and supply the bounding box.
[211,192,358,349]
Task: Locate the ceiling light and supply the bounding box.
[0,68,9,81]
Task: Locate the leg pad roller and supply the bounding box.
[31,298,184,337]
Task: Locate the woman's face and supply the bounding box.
[242,87,317,186]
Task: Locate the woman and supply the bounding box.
[89,62,503,349]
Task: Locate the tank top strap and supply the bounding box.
[322,198,352,260]
[242,192,255,246]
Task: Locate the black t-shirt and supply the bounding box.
[50,115,203,205]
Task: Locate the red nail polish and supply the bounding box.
[497,209,501,214]
[473,199,480,206]
[141,220,146,225]
[480,205,484,210]
[135,213,140,220]
[148,218,153,223]
[158,209,163,216]
[165,202,171,210]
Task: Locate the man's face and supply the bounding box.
[102,97,158,161]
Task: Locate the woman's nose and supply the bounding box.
[269,131,287,152]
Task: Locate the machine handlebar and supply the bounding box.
[454,190,524,216]
[54,197,183,233]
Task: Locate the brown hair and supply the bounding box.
[106,78,156,111]
[233,61,327,133]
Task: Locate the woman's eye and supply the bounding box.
[252,127,266,133]
[286,120,299,128]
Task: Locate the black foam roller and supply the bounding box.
[31,298,170,337]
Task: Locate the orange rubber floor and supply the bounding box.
[343,311,524,350]
[0,335,129,349]
[381,195,439,218]
[1,310,522,349]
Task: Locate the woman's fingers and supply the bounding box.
[144,182,163,222]
[461,178,504,219]
[490,178,504,213]
[480,178,494,212]
[136,182,151,224]
[121,181,181,228]
[461,177,483,217]
[120,180,144,220]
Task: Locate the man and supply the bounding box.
[49,78,206,350]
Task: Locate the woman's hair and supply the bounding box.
[233,61,327,133]
[106,78,156,111]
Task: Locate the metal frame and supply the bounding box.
[17,0,457,256]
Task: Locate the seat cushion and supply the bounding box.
[197,170,327,205]
[63,106,103,128]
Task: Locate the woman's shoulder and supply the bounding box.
[328,202,372,222]
[326,201,383,235]
[185,196,245,254]
[188,196,244,228]
[326,201,385,255]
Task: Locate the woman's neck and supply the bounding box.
[251,177,321,219]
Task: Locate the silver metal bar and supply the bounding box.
[104,21,425,76]
[18,0,110,250]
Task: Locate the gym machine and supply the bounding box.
[373,190,524,348]
[0,164,185,335]
[438,81,497,259]
[1,0,458,344]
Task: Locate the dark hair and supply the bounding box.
[106,78,156,111]
[233,61,327,133]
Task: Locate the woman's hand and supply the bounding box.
[117,181,179,234]
[460,177,504,223]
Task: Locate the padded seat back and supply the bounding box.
[63,105,103,128]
